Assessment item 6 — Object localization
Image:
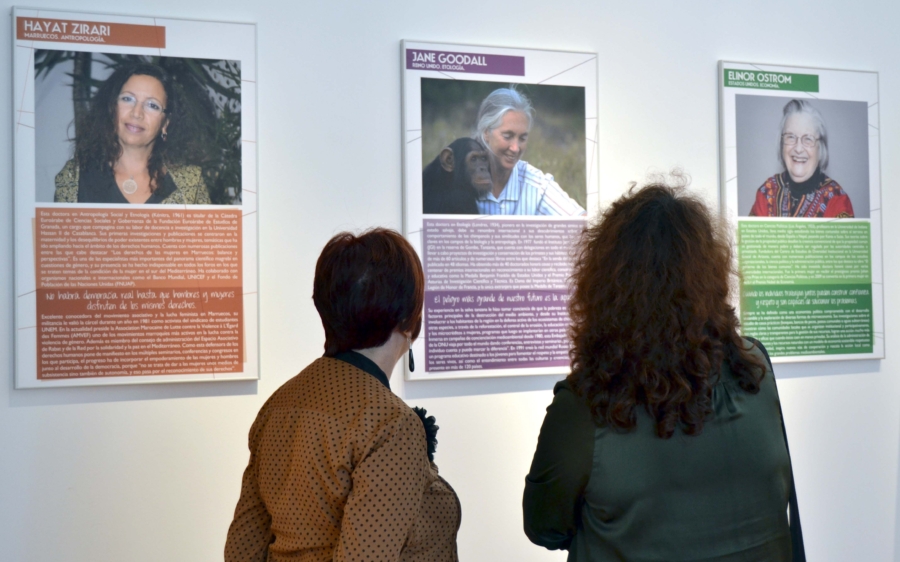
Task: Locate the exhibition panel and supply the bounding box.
[401,40,598,380]
[719,62,884,362]
[12,8,259,387]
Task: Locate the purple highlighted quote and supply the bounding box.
[425,289,570,371]
[406,49,525,76]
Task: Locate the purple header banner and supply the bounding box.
[406,48,525,76]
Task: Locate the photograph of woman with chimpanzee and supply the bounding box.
[421,79,587,216]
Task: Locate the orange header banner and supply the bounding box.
[17,17,165,48]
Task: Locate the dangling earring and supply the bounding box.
[161,130,168,141]
[407,337,415,372]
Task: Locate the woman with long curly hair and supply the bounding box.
[54,63,210,204]
[523,181,796,561]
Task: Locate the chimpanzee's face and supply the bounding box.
[465,148,492,195]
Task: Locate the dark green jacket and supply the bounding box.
[523,343,792,561]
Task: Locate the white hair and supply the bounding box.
[779,99,829,172]
[474,87,534,148]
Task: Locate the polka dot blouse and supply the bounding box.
[225,357,460,561]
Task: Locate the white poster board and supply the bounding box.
[402,40,598,380]
[13,8,259,387]
[718,61,883,362]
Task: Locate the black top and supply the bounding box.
[780,169,825,197]
[78,165,178,204]
[524,341,792,561]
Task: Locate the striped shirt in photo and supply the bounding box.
[476,161,586,216]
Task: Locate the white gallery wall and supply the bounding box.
[1,0,899,560]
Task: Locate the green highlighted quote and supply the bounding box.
[739,221,873,356]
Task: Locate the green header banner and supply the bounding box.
[724,69,819,92]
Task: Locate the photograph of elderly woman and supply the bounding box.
[421,78,586,216]
[735,95,869,219]
[34,50,242,205]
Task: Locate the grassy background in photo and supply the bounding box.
[421,79,586,208]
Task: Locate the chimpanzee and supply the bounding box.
[422,137,492,214]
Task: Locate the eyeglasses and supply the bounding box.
[118,94,166,116]
[782,133,818,148]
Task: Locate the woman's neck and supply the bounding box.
[115,145,153,176]
[353,330,408,380]
[784,168,823,196]
[491,162,513,198]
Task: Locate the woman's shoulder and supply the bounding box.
[553,378,582,402]
[163,165,212,205]
[820,176,847,194]
[721,337,777,394]
[704,341,782,438]
[274,357,415,418]
[550,379,595,424]
[167,164,204,187]
[518,160,552,181]
[57,158,79,175]
[758,174,781,193]
[54,159,80,202]
[518,161,564,196]
[55,159,79,184]
[743,336,770,358]
[247,359,428,476]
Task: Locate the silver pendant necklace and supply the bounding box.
[122,176,138,195]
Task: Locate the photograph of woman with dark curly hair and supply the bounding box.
[34,51,242,205]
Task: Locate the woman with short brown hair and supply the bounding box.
[226,228,459,562]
